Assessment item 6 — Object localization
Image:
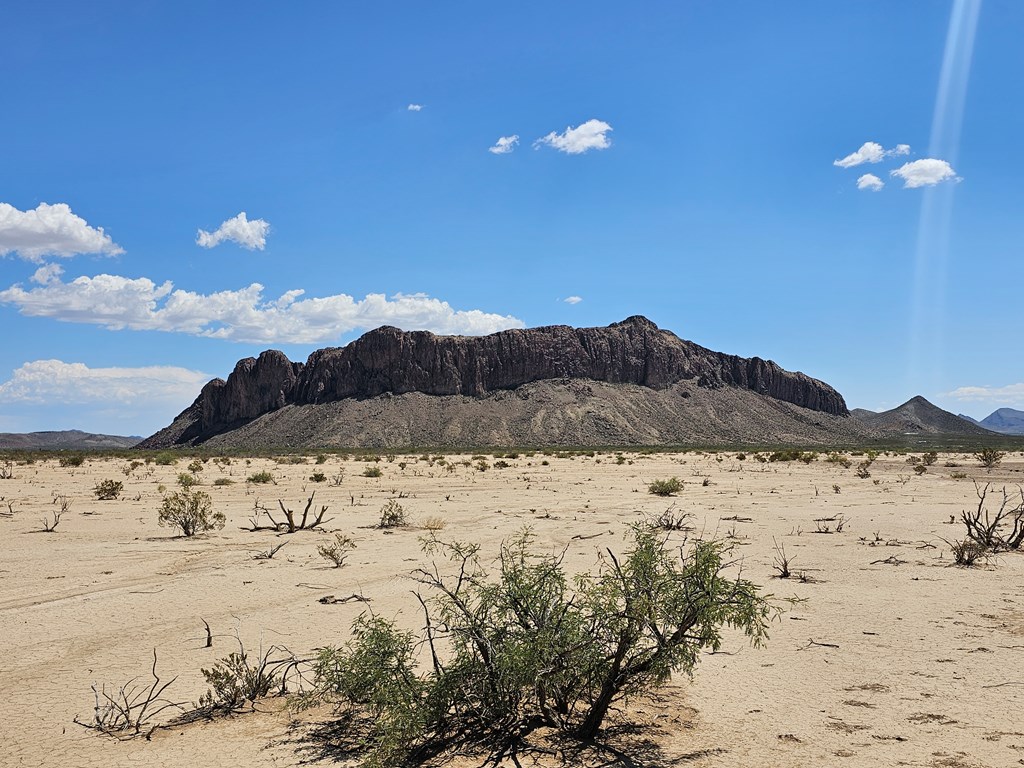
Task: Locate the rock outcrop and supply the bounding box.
[140,317,850,448]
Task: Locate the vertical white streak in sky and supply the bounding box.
[908,0,982,396]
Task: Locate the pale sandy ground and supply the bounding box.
[1,450,1023,768]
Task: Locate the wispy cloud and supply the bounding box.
[0,273,525,344]
[833,141,910,169]
[563,296,582,305]
[856,173,885,191]
[407,103,423,112]
[0,359,210,406]
[947,383,1024,406]
[488,135,519,155]
[890,159,959,188]
[196,212,270,250]
[534,119,613,154]
[0,202,124,262]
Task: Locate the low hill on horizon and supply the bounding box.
[0,430,141,451]
[851,396,994,437]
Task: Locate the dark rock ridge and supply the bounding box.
[141,316,849,448]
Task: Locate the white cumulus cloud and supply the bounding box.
[833,141,912,168]
[0,360,211,406]
[534,119,613,154]
[0,202,124,262]
[407,103,423,111]
[947,383,1024,406]
[563,296,583,305]
[488,135,520,155]
[890,159,959,188]
[856,173,885,191]
[31,263,65,285]
[196,212,270,250]
[0,273,525,344]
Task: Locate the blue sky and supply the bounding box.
[1,0,1021,436]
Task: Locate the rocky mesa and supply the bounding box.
[140,316,857,449]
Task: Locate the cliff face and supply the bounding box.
[141,316,848,447]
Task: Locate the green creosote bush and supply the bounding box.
[318,533,356,567]
[93,479,124,500]
[362,466,383,478]
[247,471,274,484]
[648,477,683,496]
[213,478,234,486]
[377,499,407,528]
[199,641,296,712]
[177,472,199,489]
[59,454,85,468]
[187,459,204,474]
[309,471,327,483]
[157,489,225,537]
[304,526,773,767]
[974,447,1005,469]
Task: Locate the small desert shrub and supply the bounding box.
[59,454,85,468]
[922,451,938,466]
[913,464,927,475]
[648,477,683,496]
[825,451,852,468]
[309,472,327,483]
[493,460,510,469]
[213,478,235,486]
[187,459,205,474]
[247,471,274,484]
[475,459,490,472]
[651,508,692,531]
[158,489,224,536]
[974,447,1005,469]
[421,515,446,531]
[153,452,178,466]
[768,450,803,463]
[122,460,144,476]
[93,479,123,500]
[315,453,328,464]
[362,466,383,478]
[318,533,356,568]
[378,500,407,528]
[199,643,295,712]
[949,538,987,566]
[855,461,872,479]
[177,472,198,489]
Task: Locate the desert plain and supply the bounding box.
[1,449,1023,768]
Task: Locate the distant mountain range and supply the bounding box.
[958,408,1024,435]
[0,430,141,450]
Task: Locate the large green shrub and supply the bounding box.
[647,476,683,496]
[306,526,772,766]
[157,489,225,537]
